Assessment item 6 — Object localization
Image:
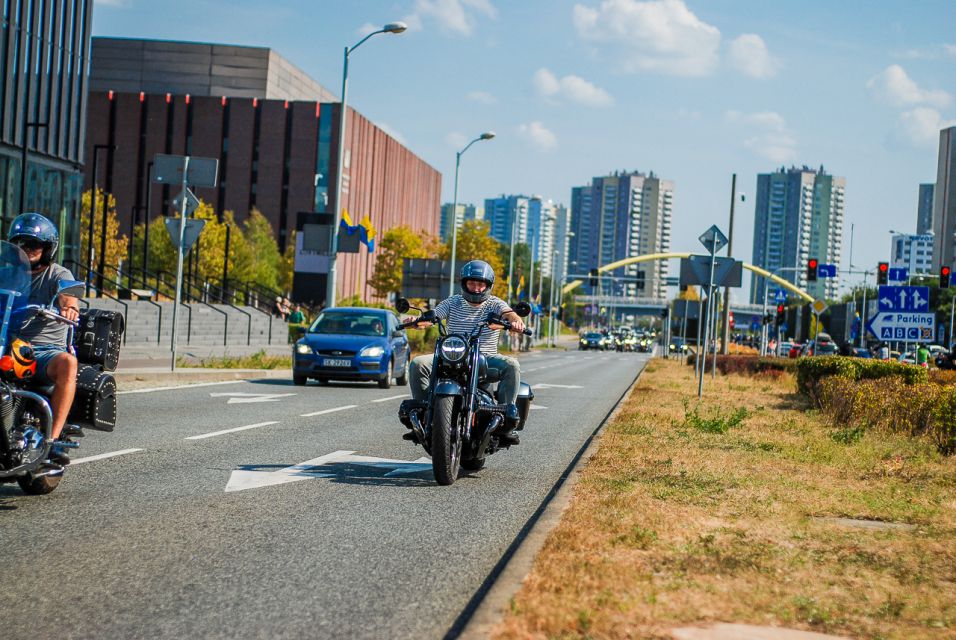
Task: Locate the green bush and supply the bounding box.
[795,356,927,402]
[931,387,956,455]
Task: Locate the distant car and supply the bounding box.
[579,332,605,350]
[669,337,689,354]
[293,307,410,388]
[802,333,838,356]
[853,347,873,358]
[777,341,794,357]
[899,351,916,365]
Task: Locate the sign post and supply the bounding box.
[697,225,728,398]
[153,154,219,371]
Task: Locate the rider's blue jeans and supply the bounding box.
[409,353,520,405]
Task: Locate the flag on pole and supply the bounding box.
[338,209,376,252]
[516,275,526,299]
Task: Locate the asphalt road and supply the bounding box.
[0,350,649,640]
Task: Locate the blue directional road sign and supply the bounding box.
[888,267,908,282]
[877,285,929,313]
[817,263,837,278]
[773,288,787,303]
[866,311,936,341]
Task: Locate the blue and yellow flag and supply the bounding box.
[516,275,526,299]
[338,209,376,252]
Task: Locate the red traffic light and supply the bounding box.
[776,304,785,314]
[808,258,818,269]
[943,267,952,276]
[878,262,888,272]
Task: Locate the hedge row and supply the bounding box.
[817,376,955,455]
[686,354,799,376]
[795,356,927,400]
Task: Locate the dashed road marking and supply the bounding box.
[372,395,408,403]
[71,448,144,465]
[118,380,244,395]
[301,405,358,417]
[186,421,280,440]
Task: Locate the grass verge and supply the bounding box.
[493,359,956,639]
[176,350,292,369]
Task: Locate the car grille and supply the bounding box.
[315,349,357,357]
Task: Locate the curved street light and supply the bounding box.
[326,21,407,308]
[448,131,495,297]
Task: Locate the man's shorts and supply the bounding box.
[31,345,67,385]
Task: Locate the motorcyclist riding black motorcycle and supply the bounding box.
[407,260,526,445]
[8,213,79,464]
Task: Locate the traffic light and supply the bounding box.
[775,304,785,324]
[589,268,599,288]
[877,262,889,285]
[660,308,668,319]
[807,258,818,282]
[941,266,952,289]
[764,313,774,325]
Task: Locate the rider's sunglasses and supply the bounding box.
[13,237,43,251]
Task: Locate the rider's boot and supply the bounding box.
[500,404,520,446]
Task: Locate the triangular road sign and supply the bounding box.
[164,217,206,252]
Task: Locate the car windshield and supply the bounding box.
[585,332,602,339]
[309,311,386,336]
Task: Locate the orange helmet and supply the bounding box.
[0,339,36,379]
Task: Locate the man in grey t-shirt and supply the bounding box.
[406,260,526,445]
[8,213,79,457]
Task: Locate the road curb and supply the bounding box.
[450,357,650,640]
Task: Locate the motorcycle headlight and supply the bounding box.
[359,345,385,358]
[440,336,467,363]
[295,343,312,355]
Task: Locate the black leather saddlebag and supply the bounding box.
[74,309,124,372]
[67,365,116,432]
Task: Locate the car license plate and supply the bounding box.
[322,358,351,367]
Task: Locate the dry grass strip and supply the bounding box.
[493,359,956,639]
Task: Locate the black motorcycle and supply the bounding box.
[396,298,534,486]
[0,241,89,494]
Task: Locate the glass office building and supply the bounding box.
[0,0,92,261]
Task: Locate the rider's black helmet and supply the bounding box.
[8,212,58,266]
[460,260,495,304]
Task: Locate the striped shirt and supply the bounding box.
[433,294,512,355]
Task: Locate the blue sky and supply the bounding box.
[93,0,956,295]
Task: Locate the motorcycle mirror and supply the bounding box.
[395,298,411,314]
[56,279,86,300]
[512,301,532,318]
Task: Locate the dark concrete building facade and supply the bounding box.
[84,39,441,303]
[1,0,93,259]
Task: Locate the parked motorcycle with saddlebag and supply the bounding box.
[396,298,534,486]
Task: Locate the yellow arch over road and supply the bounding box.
[562,252,814,303]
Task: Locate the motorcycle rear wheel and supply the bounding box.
[460,456,485,471]
[17,473,61,495]
[431,396,461,485]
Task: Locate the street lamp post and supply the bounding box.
[448,132,495,297]
[86,144,115,296]
[325,21,407,309]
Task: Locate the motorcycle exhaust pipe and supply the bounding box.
[476,414,504,460]
[407,410,427,448]
[31,464,64,478]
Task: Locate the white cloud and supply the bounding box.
[95,0,129,6]
[357,23,378,36]
[892,44,956,59]
[727,34,780,79]
[445,132,469,149]
[405,0,498,36]
[573,0,720,76]
[517,121,558,152]
[532,68,614,107]
[466,90,498,105]
[725,110,797,162]
[945,44,956,57]
[866,65,951,108]
[897,107,956,148]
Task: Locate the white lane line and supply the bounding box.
[372,394,408,403]
[71,448,144,465]
[185,421,279,441]
[301,405,357,417]
[118,380,244,395]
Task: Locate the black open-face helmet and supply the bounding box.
[8,212,58,266]
[460,260,495,304]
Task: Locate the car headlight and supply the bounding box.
[359,345,385,358]
[440,336,467,363]
[295,343,312,355]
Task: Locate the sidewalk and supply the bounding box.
[114,343,293,390]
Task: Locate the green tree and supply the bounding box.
[278,229,296,294]
[79,188,129,289]
[439,219,504,285]
[243,208,281,290]
[369,225,436,299]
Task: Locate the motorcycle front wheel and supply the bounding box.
[17,473,61,495]
[431,396,461,486]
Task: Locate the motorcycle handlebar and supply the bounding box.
[27,305,78,327]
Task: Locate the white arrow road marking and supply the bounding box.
[300,404,357,417]
[71,448,144,465]
[372,394,408,403]
[186,421,279,440]
[224,450,433,492]
[210,392,297,404]
[532,383,584,390]
[530,404,548,410]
